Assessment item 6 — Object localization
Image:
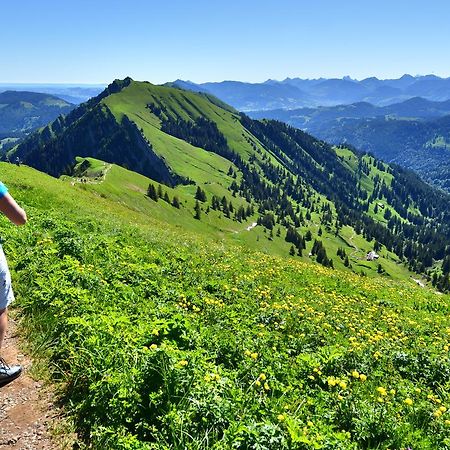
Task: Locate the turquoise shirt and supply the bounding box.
[0,182,8,199]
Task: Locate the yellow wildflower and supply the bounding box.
[377,387,387,396]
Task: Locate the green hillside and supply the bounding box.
[60,156,415,280]
[9,78,450,290]
[0,90,74,137]
[2,161,450,449]
[250,105,450,192]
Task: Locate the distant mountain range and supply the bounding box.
[249,97,450,191]
[170,74,450,111]
[0,84,104,104]
[248,97,450,125]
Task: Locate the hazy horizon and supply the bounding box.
[1,73,450,87]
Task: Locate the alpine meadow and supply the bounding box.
[0,75,448,449]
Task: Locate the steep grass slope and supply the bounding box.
[63,156,417,281]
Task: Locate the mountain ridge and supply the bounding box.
[8,78,450,290]
[171,74,450,111]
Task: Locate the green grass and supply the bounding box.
[1,162,450,449]
[59,158,309,259]
[102,81,288,186]
[58,157,423,281]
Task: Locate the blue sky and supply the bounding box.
[2,0,450,84]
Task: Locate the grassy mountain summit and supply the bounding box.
[9,78,450,289]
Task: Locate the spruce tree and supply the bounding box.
[195,186,207,202]
[194,200,201,220]
[147,184,158,201]
[172,196,180,208]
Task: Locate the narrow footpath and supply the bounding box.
[0,318,62,450]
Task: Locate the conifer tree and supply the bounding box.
[195,186,207,202]
[147,184,158,201]
[194,200,201,220]
[172,196,180,208]
[211,195,220,210]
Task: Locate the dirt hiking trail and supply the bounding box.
[0,318,65,449]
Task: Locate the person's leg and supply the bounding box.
[0,244,13,350]
[0,306,22,387]
[0,247,22,387]
[0,307,7,349]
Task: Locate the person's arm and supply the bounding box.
[0,183,27,226]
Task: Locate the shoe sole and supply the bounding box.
[0,369,22,388]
